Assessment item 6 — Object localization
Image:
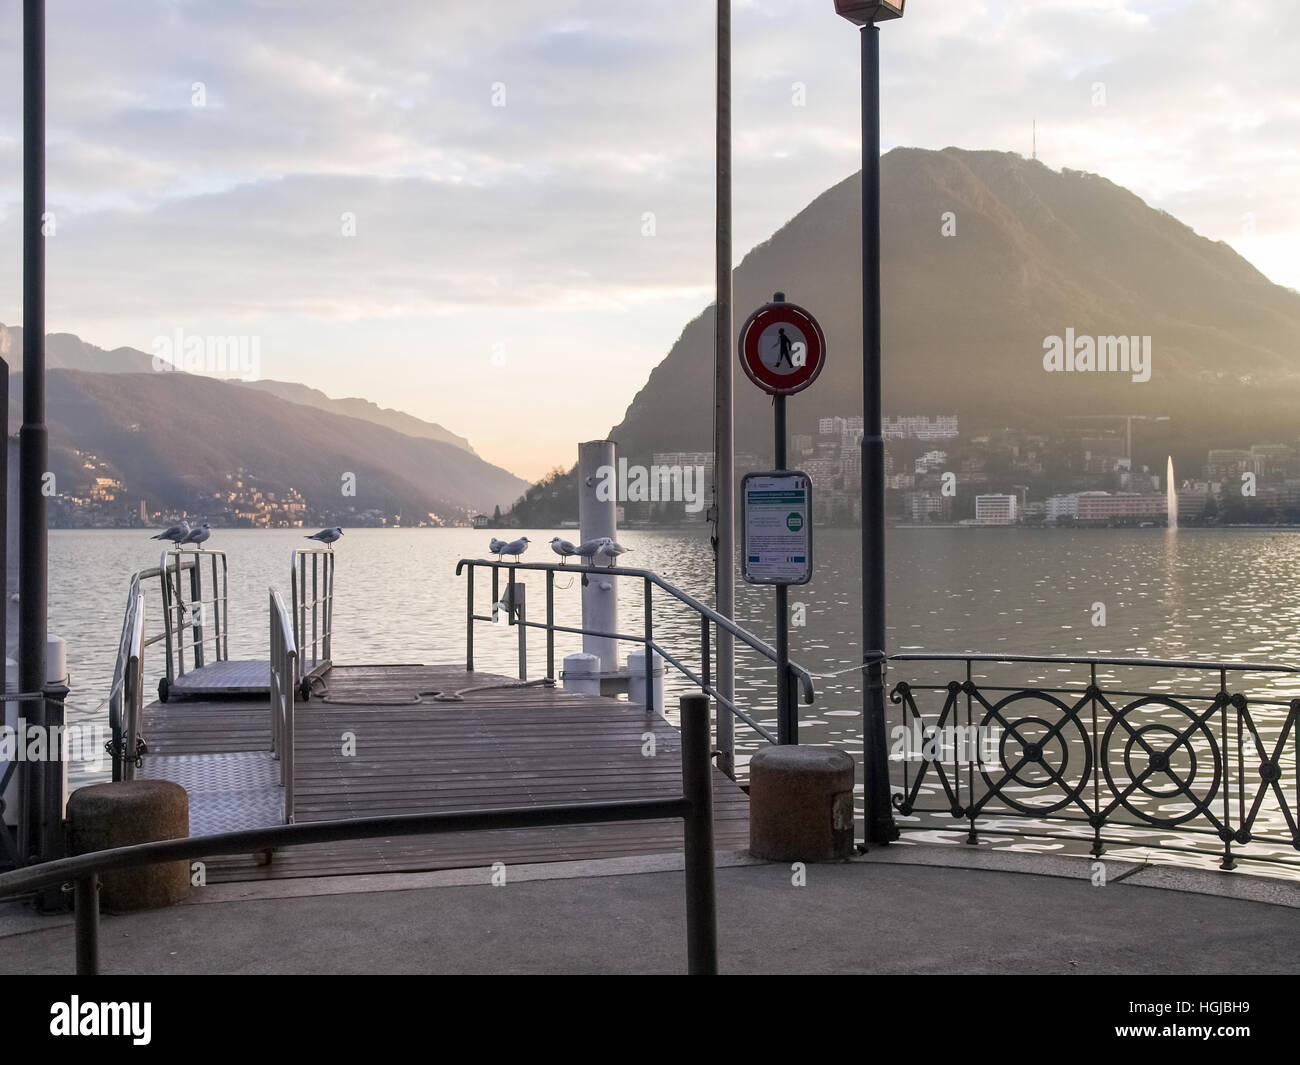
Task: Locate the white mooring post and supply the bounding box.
[577,440,618,673]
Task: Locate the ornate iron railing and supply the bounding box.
[887,653,1300,871]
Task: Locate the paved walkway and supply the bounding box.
[3,847,1297,975]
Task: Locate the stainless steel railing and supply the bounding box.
[456,558,817,776]
[107,576,146,782]
[155,548,230,698]
[269,586,298,823]
[291,547,334,688]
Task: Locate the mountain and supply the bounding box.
[608,147,1300,466]
[7,369,530,519]
[0,323,158,374]
[0,324,478,456]
[236,379,476,454]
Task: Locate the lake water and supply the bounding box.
[46,526,1300,876]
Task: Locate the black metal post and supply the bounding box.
[465,563,474,672]
[37,682,67,910]
[74,873,99,976]
[774,391,794,744]
[680,692,717,975]
[861,24,897,845]
[19,0,49,864]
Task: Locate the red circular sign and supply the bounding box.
[738,301,826,396]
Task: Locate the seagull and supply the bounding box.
[305,527,343,550]
[180,523,211,550]
[596,541,632,568]
[150,520,190,544]
[573,537,613,565]
[501,536,530,562]
[550,536,577,564]
[488,537,506,560]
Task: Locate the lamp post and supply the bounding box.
[834,0,903,846]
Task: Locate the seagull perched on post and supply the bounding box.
[180,523,211,550]
[305,527,343,550]
[550,536,577,564]
[596,540,631,568]
[488,537,507,560]
[501,536,530,562]
[150,520,190,544]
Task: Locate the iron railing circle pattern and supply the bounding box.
[887,653,1300,871]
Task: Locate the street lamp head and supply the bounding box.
[834,1,905,25]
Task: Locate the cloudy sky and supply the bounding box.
[0,0,1296,480]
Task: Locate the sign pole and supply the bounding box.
[773,391,792,744]
[739,291,821,747]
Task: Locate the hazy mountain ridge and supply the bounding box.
[0,323,479,457]
[6,369,530,520]
[608,147,1300,465]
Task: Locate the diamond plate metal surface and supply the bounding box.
[141,752,284,835]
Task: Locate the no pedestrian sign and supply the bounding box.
[738,299,827,396]
[742,472,813,585]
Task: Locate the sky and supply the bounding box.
[0,0,1297,481]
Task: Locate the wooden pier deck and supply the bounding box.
[139,664,749,883]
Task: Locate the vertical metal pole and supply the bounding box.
[311,552,318,667]
[75,874,99,976]
[861,24,897,845]
[680,692,718,975]
[37,682,66,910]
[774,392,793,744]
[491,565,499,626]
[712,0,736,781]
[465,563,474,673]
[546,570,555,681]
[189,562,204,669]
[18,0,48,863]
[643,578,654,714]
[514,583,526,682]
[578,440,619,672]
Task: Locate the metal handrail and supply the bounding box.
[456,558,816,752]
[889,651,1300,673]
[290,547,334,686]
[268,587,297,823]
[0,693,719,976]
[886,651,1300,871]
[153,548,231,686]
[107,578,146,782]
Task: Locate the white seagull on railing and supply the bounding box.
[488,537,507,560]
[573,536,612,565]
[305,527,343,550]
[180,523,211,549]
[596,541,631,568]
[550,536,577,564]
[150,520,190,544]
[500,536,530,562]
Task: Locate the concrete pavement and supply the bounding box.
[2,846,1296,974]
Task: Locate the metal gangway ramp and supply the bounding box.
[152,547,333,702]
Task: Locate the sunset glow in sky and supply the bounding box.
[1,1,1296,480]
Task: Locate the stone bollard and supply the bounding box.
[66,780,190,912]
[749,746,855,861]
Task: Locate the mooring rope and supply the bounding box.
[306,674,554,705]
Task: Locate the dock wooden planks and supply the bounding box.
[137,664,749,882]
